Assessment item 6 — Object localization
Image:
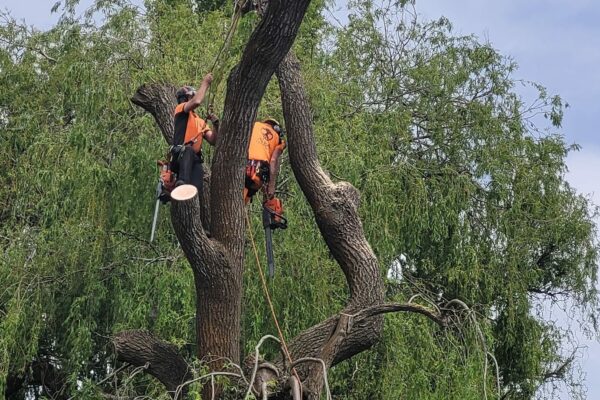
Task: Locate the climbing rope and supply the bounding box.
[245,209,303,395]
[204,0,246,114]
[210,1,244,73]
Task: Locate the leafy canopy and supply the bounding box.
[0,0,596,399]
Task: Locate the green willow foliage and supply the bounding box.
[0,0,597,399]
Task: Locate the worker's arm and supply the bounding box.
[267,143,286,199]
[183,73,213,113]
[204,113,219,145]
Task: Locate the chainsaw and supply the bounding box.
[262,197,287,278]
[150,160,176,242]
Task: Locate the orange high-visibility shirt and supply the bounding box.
[173,102,209,154]
[248,122,284,163]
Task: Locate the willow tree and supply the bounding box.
[115,0,452,398]
[1,0,597,399]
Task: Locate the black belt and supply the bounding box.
[170,144,203,163]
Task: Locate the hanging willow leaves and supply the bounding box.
[0,0,596,399]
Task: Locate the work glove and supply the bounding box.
[206,104,219,124]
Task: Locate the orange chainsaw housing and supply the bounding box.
[158,161,176,193]
[264,197,284,225]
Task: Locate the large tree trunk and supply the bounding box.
[199,0,313,368]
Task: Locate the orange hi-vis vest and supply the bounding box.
[248,121,284,163]
[173,102,209,154]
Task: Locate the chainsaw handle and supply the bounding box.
[262,204,287,230]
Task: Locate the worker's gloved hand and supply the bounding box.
[202,73,213,86]
[206,105,219,124]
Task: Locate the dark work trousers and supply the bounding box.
[176,147,204,195]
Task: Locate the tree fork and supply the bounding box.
[124,1,313,395]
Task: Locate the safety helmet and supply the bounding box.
[176,86,196,104]
[262,117,280,126]
[262,117,283,135]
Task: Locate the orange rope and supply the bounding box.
[244,210,302,393]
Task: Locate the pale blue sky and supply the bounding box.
[3,0,600,398]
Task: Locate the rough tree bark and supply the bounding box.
[115,3,448,399]
[113,330,192,395]
[271,51,386,399]
[270,53,449,397]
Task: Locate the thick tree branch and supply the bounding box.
[113,330,192,396]
[131,83,177,144]
[263,302,446,398]
[301,302,445,398]
[353,302,448,327]
[277,52,383,305]
[276,52,385,377]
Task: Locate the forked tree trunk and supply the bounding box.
[115,2,448,399]
[117,0,314,395]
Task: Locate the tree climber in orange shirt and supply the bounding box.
[170,73,219,195]
[244,118,286,206]
[245,118,287,277]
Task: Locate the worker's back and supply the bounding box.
[248,121,281,162]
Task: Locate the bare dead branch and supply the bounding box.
[173,371,242,400]
[244,335,281,399]
[290,358,332,400]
